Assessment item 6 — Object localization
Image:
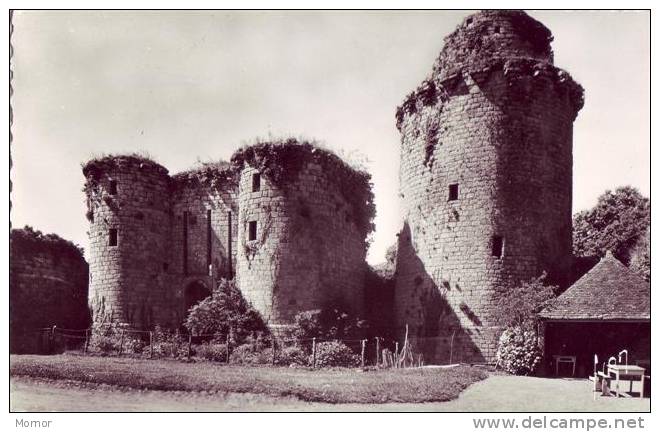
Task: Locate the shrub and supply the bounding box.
[313,341,361,368]
[229,343,271,365]
[151,326,187,358]
[496,326,542,375]
[89,334,117,354]
[195,343,227,362]
[275,346,309,367]
[184,279,267,345]
[292,306,368,344]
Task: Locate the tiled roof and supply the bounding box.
[540,251,650,321]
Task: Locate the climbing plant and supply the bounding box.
[230,138,376,238]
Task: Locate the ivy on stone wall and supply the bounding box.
[171,160,237,191]
[230,138,376,238]
[82,153,167,220]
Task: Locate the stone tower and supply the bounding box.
[232,141,373,331]
[394,10,584,363]
[83,156,174,328]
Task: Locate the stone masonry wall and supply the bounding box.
[236,162,366,327]
[85,159,175,329]
[171,182,238,315]
[10,231,89,353]
[394,10,583,363]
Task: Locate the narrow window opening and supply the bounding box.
[448,183,459,201]
[492,235,504,258]
[252,173,261,192]
[109,228,118,246]
[109,180,118,195]
[494,26,501,34]
[248,221,258,241]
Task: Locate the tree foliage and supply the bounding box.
[292,307,368,342]
[573,186,650,264]
[629,228,650,282]
[494,273,557,330]
[183,279,266,343]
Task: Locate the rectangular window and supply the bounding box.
[448,183,459,201]
[492,235,504,258]
[109,180,118,195]
[252,173,261,192]
[248,221,258,241]
[109,228,118,246]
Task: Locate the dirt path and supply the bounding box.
[10,375,650,412]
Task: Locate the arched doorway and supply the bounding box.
[184,280,211,314]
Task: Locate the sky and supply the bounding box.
[10,10,650,264]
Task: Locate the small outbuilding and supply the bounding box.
[539,251,650,377]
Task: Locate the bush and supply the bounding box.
[88,324,146,355]
[195,343,227,362]
[496,326,542,375]
[313,341,361,368]
[184,279,267,345]
[275,345,309,367]
[151,326,187,358]
[229,343,272,365]
[89,334,117,354]
[292,307,368,344]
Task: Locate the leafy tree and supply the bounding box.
[573,186,649,264]
[494,273,557,330]
[183,279,266,343]
[629,228,650,281]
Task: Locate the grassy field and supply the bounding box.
[10,354,487,404]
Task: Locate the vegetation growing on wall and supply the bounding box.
[230,138,376,237]
[82,153,167,220]
[395,79,438,131]
[10,225,84,261]
[82,153,167,181]
[171,160,237,191]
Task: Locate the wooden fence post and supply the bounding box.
[226,331,231,363]
[187,334,192,360]
[149,331,154,358]
[394,342,399,369]
[312,337,317,369]
[119,330,125,355]
[272,338,277,365]
[375,337,380,366]
[361,339,366,368]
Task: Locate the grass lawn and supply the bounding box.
[10,354,487,404]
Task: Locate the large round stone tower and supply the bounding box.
[83,155,175,329]
[232,140,374,331]
[394,10,584,363]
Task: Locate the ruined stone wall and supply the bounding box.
[84,157,175,329]
[10,229,89,353]
[395,10,583,363]
[236,160,367,327]
[171,180,238,315]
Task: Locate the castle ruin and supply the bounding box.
[82,140,373,331]
[80,10,583,363]
[394,10,583,362]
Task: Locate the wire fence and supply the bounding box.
[30,325,465,368]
